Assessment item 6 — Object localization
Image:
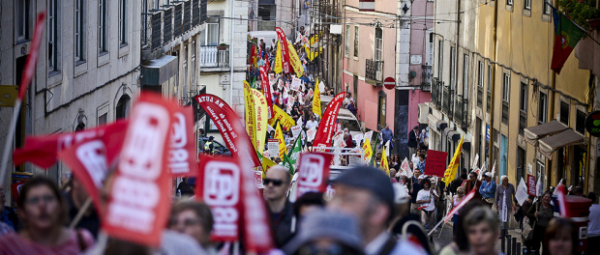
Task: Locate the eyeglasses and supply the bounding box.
[299,243,345,255]
[25,195,56,205]
[263,178,283,186]
[169,218,201,228]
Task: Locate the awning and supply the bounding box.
[523,120,568,145]
[462,138,471,152]
[538,129,586,159]
[437,120,448,131]
[445,130,461,142]
[141,55,178,86]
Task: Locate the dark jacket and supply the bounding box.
[407,130,418,148]
[65,192,100,238]
[461,179,482,200]
[269,200,296,248]
[409,177,421,203]
[448,177,464,195]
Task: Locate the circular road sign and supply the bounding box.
[383,77,396,90]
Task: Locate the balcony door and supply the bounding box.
[374,27,383,80]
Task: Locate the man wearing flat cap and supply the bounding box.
[327,166,426,255]
[479,172,496,207]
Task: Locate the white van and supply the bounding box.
[320,95,364,140]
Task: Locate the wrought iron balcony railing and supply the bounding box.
[422,65,432,91]
[365,59,383,83]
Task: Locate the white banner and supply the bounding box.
[515,178,529,206]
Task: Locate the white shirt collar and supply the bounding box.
[364,231,390,255]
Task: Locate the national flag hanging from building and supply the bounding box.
[443,136,464,186]
[550,7,585,74]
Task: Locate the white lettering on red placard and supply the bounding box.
[76,140,107,188]
[296,153,332,198]
[204,161,240,238]
[169,112,190,174]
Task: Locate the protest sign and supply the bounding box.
[296,153,333,199]
[527,174,536,196]
[424,150,448,177]
[169,106,198,177]
[515,178,529,206]
[268,139,279,159]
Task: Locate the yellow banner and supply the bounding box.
[262,156,277,173]
[274,40,283,74]
[305,45,321,62]
[362,136,373,163]
[268,105,296,131]
[243,81,256,149]
[381,144,390,177]
[313,78,322,117]
[275,122,287,160]
[443,136,464,186]
[286,40,304,77]
[251,88,268,153]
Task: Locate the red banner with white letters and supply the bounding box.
[313,92,345,150]
[195,155,242,242]
[260,65,273,119]
[13,120,128,169]
[169,106,198,177]
[296,152,333,199]
[194,94,262,170]
[527,174,536,196]
[102,93,177,247]
[275,27,290,74]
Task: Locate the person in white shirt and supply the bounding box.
[587,192,600,255]
[305,115,319,130]
[416,178,438,232]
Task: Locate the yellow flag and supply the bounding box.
[262,156,277,177]
[443,136,464,186]
[275,122,287,159]
[251,89,268,153]
[380,143,390,177]
[268,105,296,130]
[287,40,304,77]
[313,78,322,117]
[274,40,283,74]
[362,136,373,163]
[305,45,321,61]
[243,81,256,148]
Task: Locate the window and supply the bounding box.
[502,73,510,102]
[463,54,469,98]
[354,26,359,58]
[438,40,443,79]
[98,0,107,53]
[560,101,569,125]
[576,110,586,134]
[353,75,358,106]
[487,64,492,112]
[374,27,382,62]
[98,113,108,125]
[524,0,531,10]
[449,46,455,88]
[142,0,148,46]
[378,91,386,129]
[520,82,527,112]
[478,61,484,88]
[16,0,30,42]
[507,0,513,6]
[48,0,60,73]
[345,25,350,56]
[119,0,127,47]
[544,0,552,15]
[116,95,131,120]
[75,0,85,63]
[539,92,548,124]
[200,17,219,45]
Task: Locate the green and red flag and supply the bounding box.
[550,7,585,74]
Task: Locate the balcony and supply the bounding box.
[147,0,207,51]
[477,86,483,109]
[365,59,383,85]
[200,46,229,69]
[431,78,440,108]
[422,65,432,91]
[502,101,509,124]
[455,96,469,128]
[442,86,453,116]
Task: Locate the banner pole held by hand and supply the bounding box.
[69,197,93,229]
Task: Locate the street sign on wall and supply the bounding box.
[383,77,395,90]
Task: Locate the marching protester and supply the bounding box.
[168,200,215,253]
[543,218,577,255]
[327,166,426,254]
[0,186,19,232]
[587,192,600,254]
[293,192,325,233]
[461,171,482,200]
[450,187,466,234]
[526,191,555,255]
[64,177,100,238]
[448,171,467,196]
[462,206,502,255]
[479,172,496,208]
[416,178,438,232]
[495,175,517,228]
[264,166,295,247]
[409,169,423,215]
[407,126,419,157]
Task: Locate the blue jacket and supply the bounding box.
[479,180,497,199]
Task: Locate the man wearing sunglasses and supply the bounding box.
[264,165,295,248]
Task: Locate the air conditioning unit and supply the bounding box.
[418,103,429,124]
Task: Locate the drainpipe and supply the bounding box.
[229,0,235,105]
[396,0,402,90]
[455,0,461,122]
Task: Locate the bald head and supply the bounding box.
[266,165,290,184]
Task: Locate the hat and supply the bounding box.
[333,166,395,211]
[283,210,363,254]
[484,172,492,178]
[208,136,215,140]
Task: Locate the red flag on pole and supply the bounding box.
[313,92,345,150]
[169,106,198,177]
[296,152,333,199]
[102,93,178,246]
[260,65,274,119]
[275,27,291,74]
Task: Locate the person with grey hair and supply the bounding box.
[463,206,501,255]
[495,175,517,227]
[264,165,295,247]
[283,210,364,255]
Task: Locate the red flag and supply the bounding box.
[13,120,128,169]
[296,152,333,199]
[556,184,569,217]
[444,187,476,223]
[102,93,177,246]
[275,27,291,74]
[194,94,262,170]
[58,139,111,217]
[260,65,274,119]
[313,92,345,149]
[265,52,271,71]
[19,12,46,99]
[195,155,242,242]
[169,106,198,177]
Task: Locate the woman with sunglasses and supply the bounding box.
[451,187,466,234]
[0,176,94,254]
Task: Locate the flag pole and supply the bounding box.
[0,100,23,186]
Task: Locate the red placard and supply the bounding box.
[194,94,262,170]
[260,65,273,119]
[527,174,536,196]
[424,150,448,177]
[169,106,198,177]
[102,93,177,246]
[313,92,345,149]
[296,153,333,199]
[196,155,242,241]
[13,120,128,169]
